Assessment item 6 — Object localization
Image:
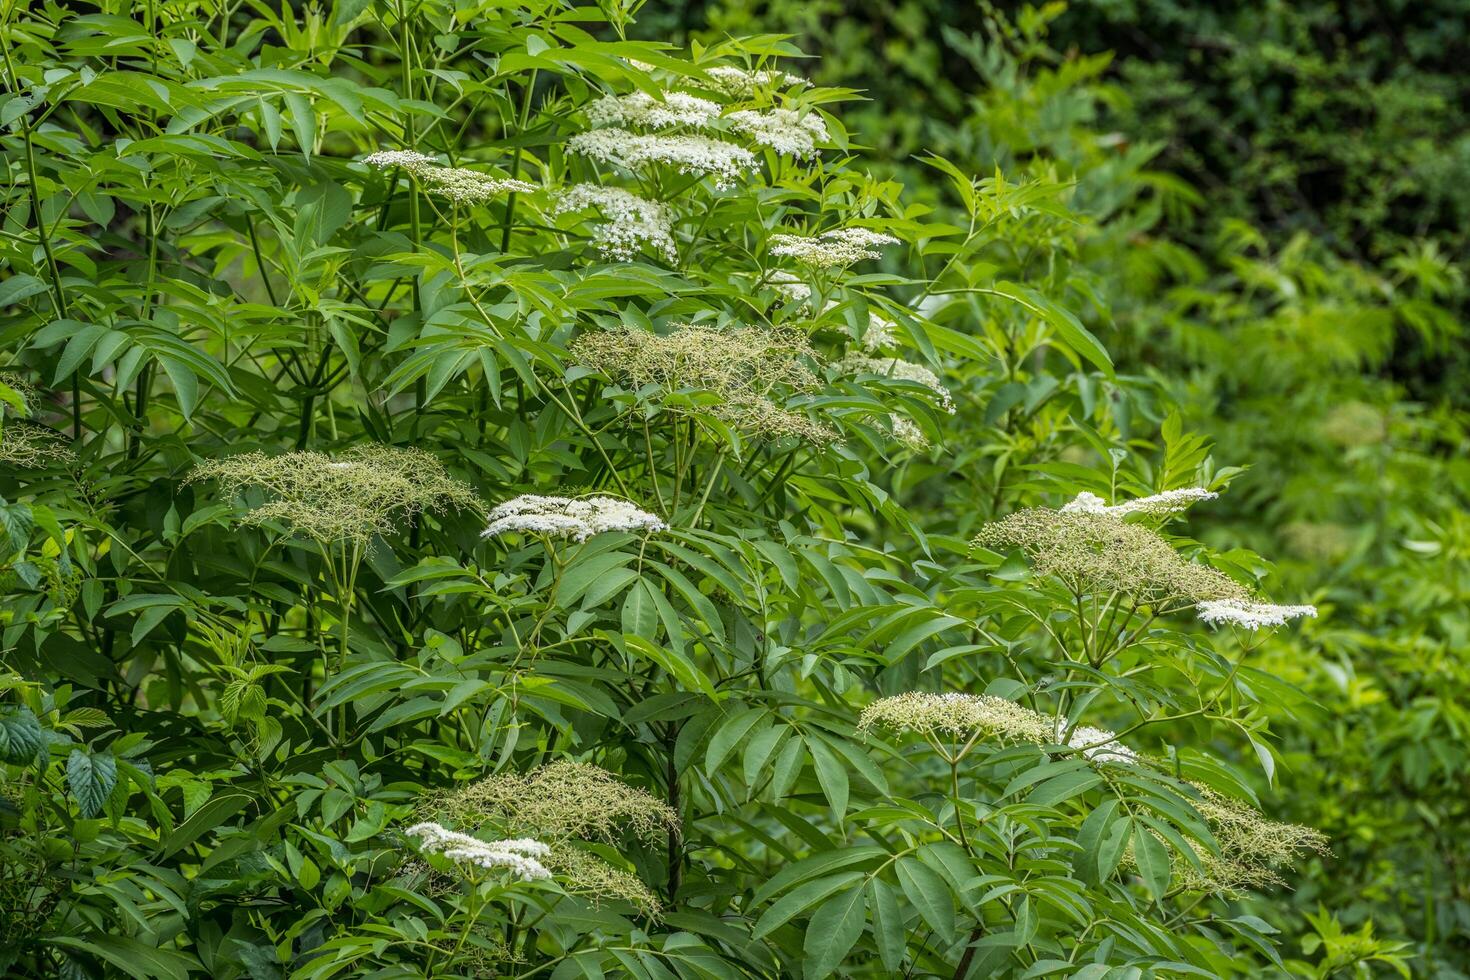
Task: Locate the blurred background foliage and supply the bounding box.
[651,0,1470,973]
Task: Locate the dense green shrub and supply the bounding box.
[0,1,1449,978]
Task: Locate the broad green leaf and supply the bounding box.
[802,887,866,979]
[67,749,118,819]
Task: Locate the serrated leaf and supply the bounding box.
[0,707,46,763]
[67,749,118,819]
[802,887,866,979]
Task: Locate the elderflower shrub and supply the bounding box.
[0,1,1353,977]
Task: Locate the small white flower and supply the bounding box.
[567,128,756,189]
[1197,599,1318,630]
[1062,488,1219,518]
[726,108,829,157]
[553,184,676,262]
[770,227,899,267]
[483,494,667,543]
[587,90,721,129]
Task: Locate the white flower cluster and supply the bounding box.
[425,169,538,204]
[567,129,756,189]
[843,356,954,412]
[770,227,899,267]
[587,90,720,129]
[1197,599,1319,630]
[703,65,808,96]
[553,184,676,262]
[1061,487,1219,518]
[405,822,552,881]
[862,312,898,351]
[1063,723,1139,765]
[483,494,668,542]
[726,108,829,157]
[363,149,438,171]
[888,415,929,451]
[362,149,536,203]
[768,271,811,303]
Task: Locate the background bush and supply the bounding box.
[0,0,1462,977]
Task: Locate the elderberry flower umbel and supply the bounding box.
[362,149,437,172]
[572,323,835,441]
[421,169,537,204]
[404,822,552,881]
[429,760,679,845]
[1129,791,1329,894]
[1061,487,1218,518]
[586,90,721,129]
[857,692,1054,744]
[1064,723,1139,765]
[552,184,677,262]
[417,762,672,915]
[482,495,666,543]
[858,692,1141,766]
[189,445,479,544]
[1197,599,1318,630]
[770,227,900,267]
[726,108,829,157]
[567,129,756,188]
[975,507,1251,606]
[767,271,812,303]
[842,355,954,412]
[701,65,808,96]
[362,149,536,203]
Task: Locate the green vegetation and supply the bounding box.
[0,1,1461,977]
